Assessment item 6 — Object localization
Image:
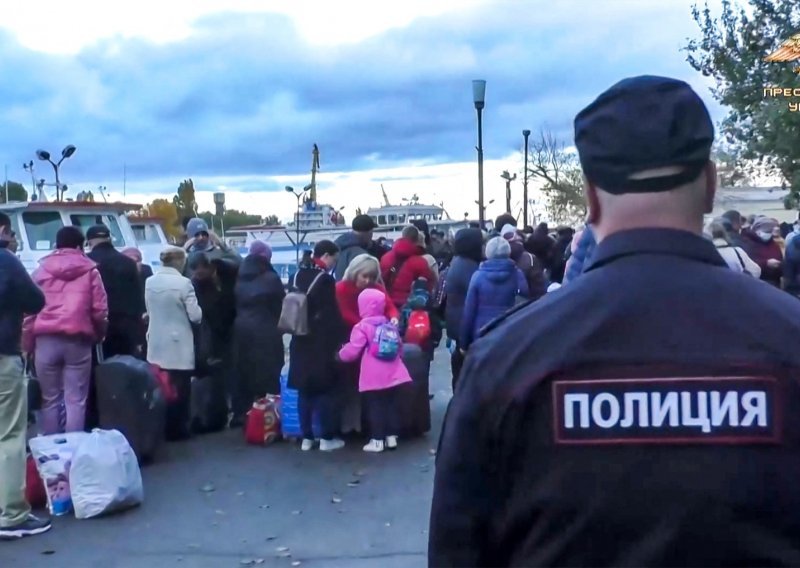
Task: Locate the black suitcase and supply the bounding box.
[399,344,431,437]
[95,355,166,464]
[190,363,229,434]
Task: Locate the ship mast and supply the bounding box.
[310,144,320,204]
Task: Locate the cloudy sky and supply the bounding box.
[0,0,723,221]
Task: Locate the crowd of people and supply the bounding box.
[4,74,800,566]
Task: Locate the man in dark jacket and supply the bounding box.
[86,224,143,358]
[0,213,51,539]
[334,214,379,281]
[444,228,484,376]
[430,76,800,567]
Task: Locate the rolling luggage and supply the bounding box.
[94,355,166,464]
[399,344,431,437]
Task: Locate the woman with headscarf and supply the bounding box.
[231,241,286,423]
[741,216,783,287]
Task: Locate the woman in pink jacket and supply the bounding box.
[339,288,412,453]
[23,226,108,434]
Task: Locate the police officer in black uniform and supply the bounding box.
[429,76,800,567]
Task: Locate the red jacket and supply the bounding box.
[742,230,783,286]
[335,280,399,332]
[380,238,434,307]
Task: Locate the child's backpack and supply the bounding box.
[370,322,401,361]
[404,309,431,346]
[278,271,325,336]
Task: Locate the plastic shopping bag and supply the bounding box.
[70,429,144,519]
[29,432,91,516]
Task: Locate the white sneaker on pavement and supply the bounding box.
[319,438,345,452]
[386,435,398,450]
[0,514,52,540]
[301,438,315,451]
[363,439,385,453]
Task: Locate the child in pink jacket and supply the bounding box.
[339,288,412,453]
[22,226,108,435]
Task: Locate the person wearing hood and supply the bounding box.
[741,216,783,287]
[333,214,381,281]
[232,241,286,420]
[22,226,108,435]
[338,288,413,453]
[460,237,528,352]
[380,225,435,307]
[500,224,547,300]
[444,228,483,387]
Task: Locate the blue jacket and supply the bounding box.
[0,249,45,355]
[460,258,527,349]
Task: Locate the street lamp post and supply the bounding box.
[522,129,531,227]
[22,161,39,200]
[472,79,486,228]
[474,198,495,223]
[286,185,308,266]
[500,170,517,216]
[35,145,76,201]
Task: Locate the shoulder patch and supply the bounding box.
[553,376,782,445]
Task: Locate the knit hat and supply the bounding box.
[485,236,511,259]
[186,217,210,239]
[122,247,142,262]
[249,240,272,261]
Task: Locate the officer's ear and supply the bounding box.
[703,160,717,214]
[584,175,601,226]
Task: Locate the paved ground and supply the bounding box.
[3,351,452,568]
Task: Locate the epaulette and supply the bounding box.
[477,299,534,339]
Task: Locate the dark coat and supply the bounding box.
[509,240,546,300]
[430,229,800,567]
[138,264,154,296]
[192,274,237,358]
[0,249,45,355]
[460,258,528,349]
[333,232,370,281]
[88,242,144,318]
[444,229,483,341]
[233,255,286,395]
[288,265,346,394]
[784,235,800,295]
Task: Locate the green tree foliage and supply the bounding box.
[685,0,800,206]
[172,178,198,221]
[137,199,182,240]
[199,209,263,233]
[263,214,280,226]
[1,181,28,203]
[527,130,586,226]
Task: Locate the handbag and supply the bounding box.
[245,395,282,445]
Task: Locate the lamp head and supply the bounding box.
[285,186,294,193]
[523,129,531,137]
[36,150,51,161]
[61,145,76,159]
[303,183,313,191]
[472,79,486,109]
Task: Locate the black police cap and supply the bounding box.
[574,75,714,195]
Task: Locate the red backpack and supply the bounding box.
[404,310,431,346]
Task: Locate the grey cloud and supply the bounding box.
[0,1,722,191]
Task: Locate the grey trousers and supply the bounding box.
[0,355,29,527]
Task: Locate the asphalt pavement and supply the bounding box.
[2,351,452,568]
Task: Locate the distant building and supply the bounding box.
[710,186,793,222]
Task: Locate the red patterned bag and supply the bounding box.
[245,395,282,446]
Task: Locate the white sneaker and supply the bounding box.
[363,439,385,453]
[386,436,398,450]
[300,438,315,451]
[319,438,345,452]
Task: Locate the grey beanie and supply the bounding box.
[485,236,511,259]
[186,217,210,239]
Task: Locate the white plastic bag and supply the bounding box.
[29,432,91,516]
[70,429,144,519]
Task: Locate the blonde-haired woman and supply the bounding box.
[335,254,400,435]
[145,246,202,440]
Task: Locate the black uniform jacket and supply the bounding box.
[429,228,800,567]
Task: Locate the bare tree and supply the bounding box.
[527,130,586,226]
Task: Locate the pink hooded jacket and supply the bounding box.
[338,288,412,393]
[22,248,108,352]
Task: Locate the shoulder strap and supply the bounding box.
[305,271,326,295]
[386,256,409,289]
[731,247,748,273]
